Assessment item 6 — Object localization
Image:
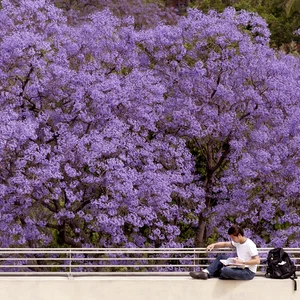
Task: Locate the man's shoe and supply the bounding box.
[189,270,208,280]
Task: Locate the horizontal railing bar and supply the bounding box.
[0,255,297,259]
[0,257,212,261]
[0,264,207,268]
[0,248,232,250]
[0,249,298,253]
[0,252,194,255]
[0,272,191,276]
[0,259,297,263]
[0,248,212,251]
[0,258,296,262]
[0,265,298,268]
[0,263,298,268]
[0,248,298,252]
[0,271,298,276]
[0,249,226,252]
[0,250,223,252]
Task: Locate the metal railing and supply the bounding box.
[0,248,298,276]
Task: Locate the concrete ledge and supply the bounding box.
[0,276,298,300]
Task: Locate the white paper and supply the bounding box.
[220,258,244,267]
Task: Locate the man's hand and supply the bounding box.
[206,241,232,252]
[233,257,244,264]
[206,244,215,252]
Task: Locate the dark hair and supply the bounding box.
[228,225,244,236]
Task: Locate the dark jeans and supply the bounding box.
[206,254,255,280]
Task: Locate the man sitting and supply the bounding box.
[190,225,260,280]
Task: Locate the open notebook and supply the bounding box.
[220,258,245,268]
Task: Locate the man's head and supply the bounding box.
[228,225,245,243]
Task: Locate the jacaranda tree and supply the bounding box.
[0,0,299,248]
[135,8,300,247]
[0,0,203,248]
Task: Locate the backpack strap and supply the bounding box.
[278,248,285,260]
[290,272,298,291]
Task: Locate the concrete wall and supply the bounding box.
[0,276,298,300]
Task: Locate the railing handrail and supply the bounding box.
[0,247,299,253]
[0,247,299,251]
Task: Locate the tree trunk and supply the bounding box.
[194,138,230,247]
[195,217,206,247]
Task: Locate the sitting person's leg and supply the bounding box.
[219,267,255,280]
[190,254,228,279]
[206,254,228,277]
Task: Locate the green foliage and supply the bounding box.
[190,0,229,12]
[189,0,300,51]
[206,229,219,245]
[186,140,207,180]
[48,0,300,50]
[178,215,198,242]
[286,0,300,16]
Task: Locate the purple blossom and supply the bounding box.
[0,1,299,250]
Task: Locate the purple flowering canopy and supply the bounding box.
[0,0,299,248]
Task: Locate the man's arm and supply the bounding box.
[235,255,260,265]
[206,241,233,252]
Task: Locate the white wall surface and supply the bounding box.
[0,276,298,300]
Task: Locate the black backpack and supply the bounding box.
[265,248,298,291]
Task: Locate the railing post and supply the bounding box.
[69,249,72,277]
[193,249,196,271]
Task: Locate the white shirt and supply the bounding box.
[232,238,258,273]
